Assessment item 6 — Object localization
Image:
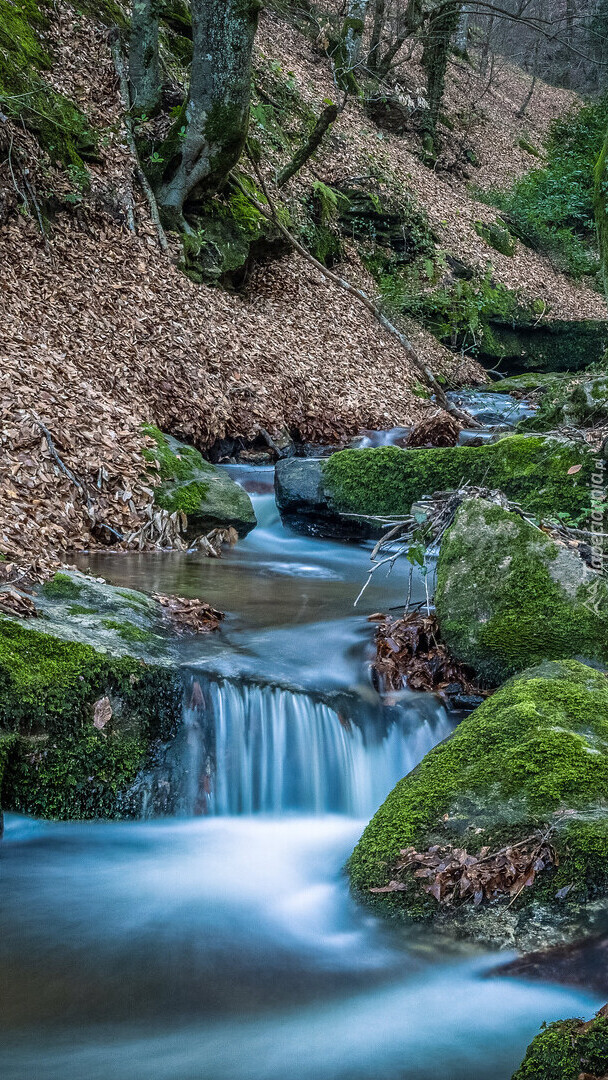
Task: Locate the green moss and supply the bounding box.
[42,572,85,600]
[348,660,608,922]
[0,618,180,818]
[474,219,517,256]
[142,424,210,482]
[101,618,158,644]
[0,0,98,168]
[512,1010,608,1079]
[518,137,541,157]
[67,604,97,616]
[435,499,607,683]
[322,436,594,524]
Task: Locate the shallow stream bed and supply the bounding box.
[1,448,599,1080]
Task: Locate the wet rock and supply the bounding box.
[144,427,256,538]
[275,436,596,538]
[348,660,608,953]
[435,498,608,684]
[0,617,181,820]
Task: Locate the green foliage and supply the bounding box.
[477,96,608,279]
[322,436,594,526]
[0,0,98,168]
[42,572,84,601]
[512,1011,608,1080]
[348,660,608,921]
[387,267,522,354]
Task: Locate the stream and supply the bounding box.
[1,396,600,1080]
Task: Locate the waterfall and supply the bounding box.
[132,676,448,820]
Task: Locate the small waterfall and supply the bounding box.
[132,676,451,819]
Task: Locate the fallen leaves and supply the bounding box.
[153,594,224,635]
[92,695,112,734]
[370,610,488,703]
[370,832,559,908]
[406,410,462,448]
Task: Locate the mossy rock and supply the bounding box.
[143,427,256,537]
[475,218,517,256]
[477,320,608,374]
[435,498,607,684]
[0,618,181,819]
[34,570,171,661]
[511,1005,608,1079]
[518,375,608,432]
[486,373,571,395]
[348,659,608,951]
[275,435,596,537]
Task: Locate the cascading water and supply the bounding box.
[135,674,452,819]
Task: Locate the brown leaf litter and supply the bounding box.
[370,830,559,908]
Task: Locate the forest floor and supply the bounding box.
[0,0,605,571]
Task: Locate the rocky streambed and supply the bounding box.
[0,387,607,1079]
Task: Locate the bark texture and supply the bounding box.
[335,0,370,91]
[157,0,260,221]
[129,0,161,117]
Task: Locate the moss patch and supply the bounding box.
[512,1008,608,1079]
[321,436,595,525]
[475,219,517,256]
[143,426,256,537]
[42,572,84,601]
[435,498,608,684]
[0,0,98,168]
[0,618,181,819]
[348,660,608,942]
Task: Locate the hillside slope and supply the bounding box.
[0,0,605,570]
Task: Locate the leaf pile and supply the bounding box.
[405,410,461,447]
[152,593,224,635]
[370,610,487,701]
[370,832,558,908]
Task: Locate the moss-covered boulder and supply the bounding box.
[275,436,595,537]
[348,660,608,951]
[0,618,181,820]
[435,498,607,684]
[144,426,256,538]
[511,1004,608,1079]
[33,569,173,660]
[477,319,608,375]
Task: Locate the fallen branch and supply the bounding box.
[232,158,481,428]
[276,100,341,187]
[109,31,168,253]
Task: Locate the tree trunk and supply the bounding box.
[129,0,161,117]
[367,0,386,72]
[595,126,608,295]
[335,0,370,91]
[421,2,461,152]
[454,5,469,53]
[156,0,260,224]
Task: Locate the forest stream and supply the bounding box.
[0,398,602,1080]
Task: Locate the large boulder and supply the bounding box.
[275,436,595,538]
[435,498,608,684]
[348,660,608,952]
[143,426,256,538]
[0,616,181,820]
[511,1004,608,1079]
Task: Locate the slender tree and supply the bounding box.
[156,0,261,225]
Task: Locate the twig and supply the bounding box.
[232,158,481,429]
[109,31,168,252]
[276,99,342,187]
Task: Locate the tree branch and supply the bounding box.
[276,100,341,187]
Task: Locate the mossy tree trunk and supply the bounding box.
[420,2,461,155]
[367,0,385,73]
[156,0,261,225]
[335,0,370,92]
[129,0,162,117]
